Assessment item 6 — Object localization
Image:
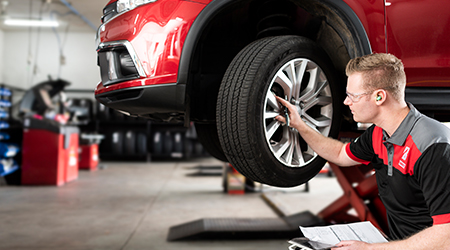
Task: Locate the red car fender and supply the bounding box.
[96,0,210,95]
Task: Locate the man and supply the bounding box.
[276,53,450,250]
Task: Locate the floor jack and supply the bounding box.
[167,136,388,241]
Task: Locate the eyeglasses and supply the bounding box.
[345,90,373,103]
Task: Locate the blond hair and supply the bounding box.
[346,53,406,101]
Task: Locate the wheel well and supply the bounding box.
[187,0,369,123]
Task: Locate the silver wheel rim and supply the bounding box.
[263,58,333,168]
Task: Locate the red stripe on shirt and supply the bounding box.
[433,213,450,225]
[345,143,371,165]
[392,135,421,176]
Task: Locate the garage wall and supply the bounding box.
[2,30,99,92]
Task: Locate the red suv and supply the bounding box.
[95,0,450,187]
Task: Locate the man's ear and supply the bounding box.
[374,89,387,105]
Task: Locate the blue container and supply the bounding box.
[0,121,9,129]
[0,142,19,158]
[0,132,9,140]
[0,158,19,177]
[0,100,11,108]
[0,88,11,97]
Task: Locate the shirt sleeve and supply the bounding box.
[415,143,450,225]
[345,125,376,165]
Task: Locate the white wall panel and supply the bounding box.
[3,30,99,91]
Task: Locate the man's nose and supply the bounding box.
[343,95,351,105]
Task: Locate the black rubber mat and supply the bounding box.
[167,210,325,241]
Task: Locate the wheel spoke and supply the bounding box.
[298,67,317,102]
[293,60,308,100]
[274,127,291,158]
[267,91,280,110]
[287,60,305,100]
[285,130,297,165]
[286,61,297,87]
[302,98,319,112]
[316,96,332,106]
[303,80,329,106]
[315,80,329,98]
[302,95,332,112]
[265,110,280,120]
[274,69,293,99]
[293,133,305,165]
[266,119,281,139]
[303,113,332,128]
[299,66,327,103]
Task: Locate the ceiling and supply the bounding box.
[1,0,108,32]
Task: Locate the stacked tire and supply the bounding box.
[150,126,206,159]
[96,102,207,160]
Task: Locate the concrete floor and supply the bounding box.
[0,157,342,250]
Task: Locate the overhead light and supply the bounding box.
[4,19,59,27]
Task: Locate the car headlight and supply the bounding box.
[117,0,158,14]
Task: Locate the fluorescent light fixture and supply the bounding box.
[4,19,59,27]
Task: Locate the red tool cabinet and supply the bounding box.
[21,118,79,186]
[79,144,99,171]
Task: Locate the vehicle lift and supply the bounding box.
[167,133,389,241]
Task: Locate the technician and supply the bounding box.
[276,53,450,250]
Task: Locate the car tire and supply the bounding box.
[136,132,147,155]
[194,123,228,162]
[183,138,193,159]
[163,131,173,155]
[111,131,124,155]
[173,132,183,154]
[124,130,136,155]
[216,35,341,187]
[152,131,163,156]
[97,103,110,121]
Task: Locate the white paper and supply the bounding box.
[289,237,338,250]
[299,227,340,245]
[329,224,361,241]
[300,221,387,247]
[347,221,388,243]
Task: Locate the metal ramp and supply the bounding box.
[167,210,325,241]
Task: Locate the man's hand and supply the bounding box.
[274,96,303,130]
[333,240,372,250]
[331,223,450,250]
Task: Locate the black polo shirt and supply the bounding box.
[345,104,450,240]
